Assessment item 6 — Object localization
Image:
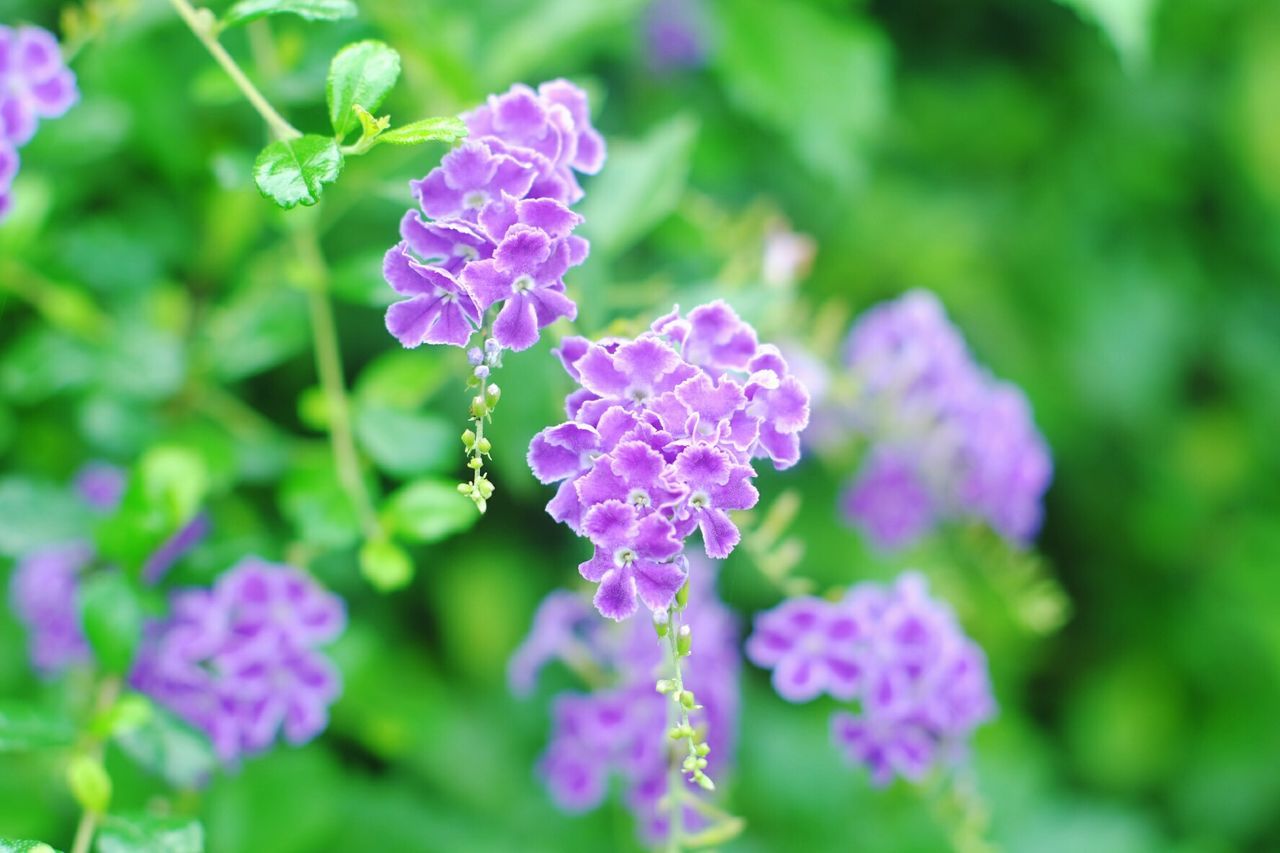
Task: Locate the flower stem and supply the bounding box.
[166,0,301,141]
[665,607,686,853]
[296,228,381,541]
[70,811,97,853]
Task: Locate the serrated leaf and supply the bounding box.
[114,706,217,789]
[0,702,76,752]
[221,0,357,29]
[327,41,401,139]
[0,839,61,852]
[79,571,144,675]
[95,814,203,853]
[378,116,467,147]
[381,479,477,544]
[253,135,343,209]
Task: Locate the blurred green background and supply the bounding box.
[2,0,1279,850]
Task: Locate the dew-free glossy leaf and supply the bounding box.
[253,135,343,209]
[0,702,76,752]
[221,0,357,29]
[327,41,401,139]
[382,479,476,544]
[378,116,467,146]
[78,571,144,675]
[95,814,204,853]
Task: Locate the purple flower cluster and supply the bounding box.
[9,462,126,677]
[130,557,345,764]
[643,0,710,72]
[9,543,94,676]
[838,290,1052,550]
[528,301,811,620]
[0,25,78,221]
[746,572,994,785]
[384,80,604,352]
[510,562,740,841]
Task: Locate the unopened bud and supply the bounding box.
[456,483,471,495]
[462,429,476,448]
[485,384,501,407]
[675,580,690,609]
[474,365,490,381]
[467,347,483,366]
[676,625,692,657]
[679,690,696,709]
[477,437,492,454]
[653,610,670,637]
[655,679,675,694]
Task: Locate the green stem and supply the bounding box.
[70,811,97,853]
[166,0,301,141]
[297,229,380,541]
[665,611,685,853]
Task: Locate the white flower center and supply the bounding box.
[627,488,651,508]
[454,243,478,260]
[689,490,710,510]
[464,190,489,210]
[512,274,535,294]
[613,547,637,567]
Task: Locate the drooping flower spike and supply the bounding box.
[529,300,812,621]
[837,290,1052,550]
[130,557,346,764]
[747,572,995,785]
[383,80,603,353]
[510,558,740,843]
[0,25,78,222]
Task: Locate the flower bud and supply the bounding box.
[485,384,502,408]
[462,429,476,448]
[474,365,490,381]
[653,610,670,637]
[676,625,692,657]
[679,690,696,709]
[477,438,492,454]
[675,579,690,609]
[655,679,676,694]
[467,347,483,366]
[456,482,472,495]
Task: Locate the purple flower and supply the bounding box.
[73,461,126,512]
[130,557,346,764]
[383,244,481,348]
[384,80,603,352]
[529,301,810,620]
[744,596,865,702]
[840,448,935,551]
[644,0,711,72]
[9,543,94,676]
[747,572,995,785]
[140,512,211,586]
[0,26,77,222]
[513,559,740,842]
[835,290,1052,549]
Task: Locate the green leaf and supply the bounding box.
[378,116,467,147]
[79,572,144,675]
[714,0,889,186]
[381,479,477,544]
[221,0,357,29]
[253,135,343,210]
[578,114,697,258]
[95,815,203,853]
[66,754,112,814]
[278,448,363,549]
[354,403,455,478]
[1054,0,1157,70]
[114,705,217,789]
[0,841,60,853]
[327,41,401,140]
[0,476,91,557]
[359,537,414,592]
[0,702,76,751]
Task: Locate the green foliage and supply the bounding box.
[1055,0,1159,69]
[377,116,468,146]
[252,136,344,210]
[0,703,76,752]
[78,572,144,675]
[114,707,218,789]
[0,841,60,853]
[66,754,111,814]
[220,0,358,30]
[380,478,477,544]
[326,41,402,140]
[94,815,203,853]
[0,477,90,557]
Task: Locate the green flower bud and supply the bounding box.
[462,429,476,448]
[67,754,111,814]
[457,482,472,495]
[653,610,670,637]
[695,742,711,757]
[676,625,692,657]
[468,457,484,470]
[675,579,690,609]
[655,679,676,694]
[696,772,715,792]
[477,437,492,454]
[679,690,696,709]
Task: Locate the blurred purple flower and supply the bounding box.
[528,300,810,620]
[385,79,603,351]
[9,543,93,676]
[644,0,711,72]
[747,572,995,785]
[512,560,740,841]
[835,290,1052,549]
[130,557,346,764]
[73,461,126,512]
[0,25,77,221]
